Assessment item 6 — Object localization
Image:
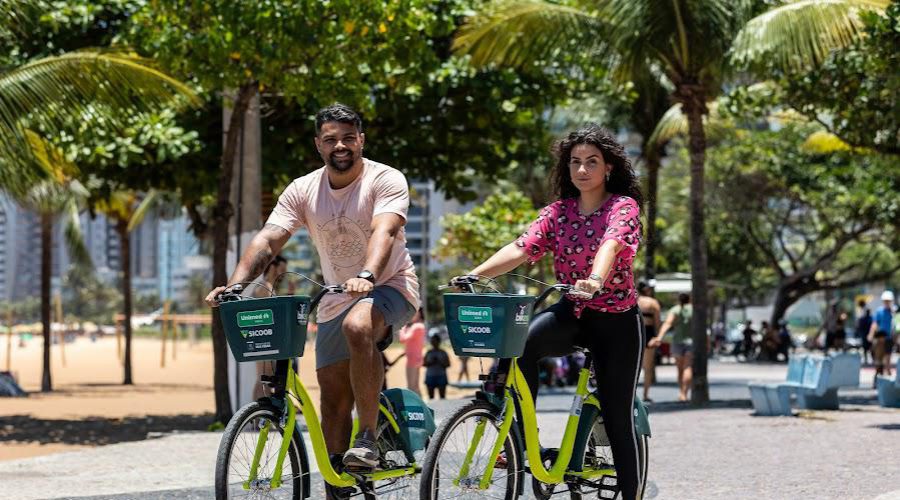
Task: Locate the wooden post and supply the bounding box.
[115,316,123,362]
[160,301,170,368]
[5,308,12,372]
[54,293,65,367]
[171,316,178,362]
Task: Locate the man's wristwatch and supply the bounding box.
[588,273,603,282]
[357,270,376,284]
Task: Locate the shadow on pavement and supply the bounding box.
[0,413,215,447]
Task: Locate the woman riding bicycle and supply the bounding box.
[462,124,645,500]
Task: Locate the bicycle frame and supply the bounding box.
[243,364,417,490]
[458,358,614,490]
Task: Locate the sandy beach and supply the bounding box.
[0,332,473,461]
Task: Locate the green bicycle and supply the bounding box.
[213,281,434,499]
[419,276,650,499]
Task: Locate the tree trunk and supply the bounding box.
[643,148,662,279]
[40,212,53,392]
[117,218,134,385]
[211,83,257,424]
[682,87,710,406]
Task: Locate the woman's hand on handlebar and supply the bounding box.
[570,278,602,299]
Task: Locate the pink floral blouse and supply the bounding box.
[515,195,641,317]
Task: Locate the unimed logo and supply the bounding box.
[458,306,492,323]
[237,309,274,328]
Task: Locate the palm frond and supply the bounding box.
[0,50,199,193]
[128,190,159,232]
[731,0,888,72]
[647,101,731,147]
[63,193,92,268]
[453,0,606,69]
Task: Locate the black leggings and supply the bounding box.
[519,299,644,500]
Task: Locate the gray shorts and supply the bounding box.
[671,341,693,357]
[315,286,416,370]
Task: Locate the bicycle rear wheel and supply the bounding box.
[419,400,519,500]
[215,401,305,500]
[573,414,648,500]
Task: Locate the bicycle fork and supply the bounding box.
[244,390,298,490]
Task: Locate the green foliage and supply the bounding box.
[775,3,900,155]
[705,124,900,289]
[62,266,122,323]
[435,190,537,266]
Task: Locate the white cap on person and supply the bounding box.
[882,290,895,302]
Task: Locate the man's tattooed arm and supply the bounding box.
[228,223,292,285]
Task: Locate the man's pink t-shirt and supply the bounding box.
[399,322,426,368]
[266,158,420,323]
[516,195,641,317]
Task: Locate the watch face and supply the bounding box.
[358,271,375,282]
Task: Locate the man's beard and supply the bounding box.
[328,149,356,172]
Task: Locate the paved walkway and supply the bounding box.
[2,360,898,499]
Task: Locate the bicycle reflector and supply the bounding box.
[219,295,312,361]
[443,294,535,358]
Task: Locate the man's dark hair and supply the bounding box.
[315,103,362,135]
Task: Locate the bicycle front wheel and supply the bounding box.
[215,401,305,500]
[420,400,520,500]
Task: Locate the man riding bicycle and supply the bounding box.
[205,103,419,498]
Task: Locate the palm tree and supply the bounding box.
[94,191,160,385]
[732,0,890,72]
[454,0,759,403]
[18,133,91,392]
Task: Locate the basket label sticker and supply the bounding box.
[460,325,492,335]
[402,406,427,428]
[514,303,530,324]
[237,309,274,328]
[458,306,492,323]
[240,328,274,339]
[296,303,309,325]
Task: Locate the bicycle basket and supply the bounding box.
[443,293,535,358]
[219,295,312,362]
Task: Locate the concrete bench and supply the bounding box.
[875,360,900,408]
[748,356,807,416]
[748,353,860,415]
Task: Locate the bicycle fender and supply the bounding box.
[633,396,651,437]
[569,402,600,472]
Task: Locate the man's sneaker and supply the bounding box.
[325,454,355,500]
[342,429,379,469]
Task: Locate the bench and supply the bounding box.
[748,353,861,415]
[748,356,809,416]
[875,360,900,408]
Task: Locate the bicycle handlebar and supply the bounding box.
[444,275,598,309]
[215,283,346,314]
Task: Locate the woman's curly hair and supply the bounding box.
[551,123,643,209]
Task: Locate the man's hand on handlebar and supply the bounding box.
[343,277,374,298]
[205,284,243,308]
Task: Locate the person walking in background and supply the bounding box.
[869,291,895,385]
[637,281,661,402]
[398,307,426,396]
[741,320,757,360]
[822,301,847,352]
[777,320,794,362]
[855,302,873,364]
[651,293,693,401]
[423,333,450,399]
[456,355,471,383]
